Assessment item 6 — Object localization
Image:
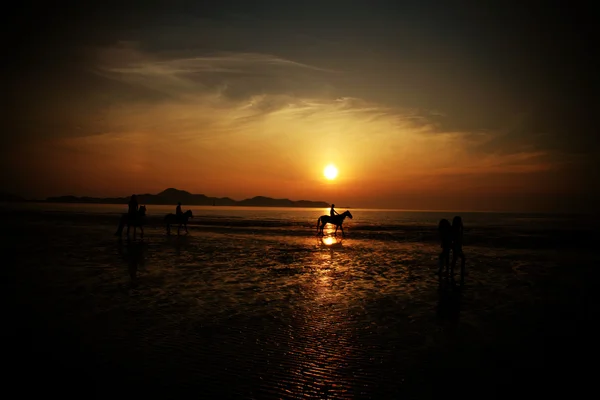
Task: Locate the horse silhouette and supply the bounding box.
[316,210,353,237]
[115,205,147,239]
[164,209,193,235]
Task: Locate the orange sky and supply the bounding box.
[3,4,598,212]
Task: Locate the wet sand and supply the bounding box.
[4,208,597,398]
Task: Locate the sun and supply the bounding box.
[323,164,338,180]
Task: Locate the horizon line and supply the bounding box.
[0,200,594,216]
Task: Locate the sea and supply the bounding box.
[4,203,597,398]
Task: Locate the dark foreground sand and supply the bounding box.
[4,209,597,399]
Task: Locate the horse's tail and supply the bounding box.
[115,215,125,236]
[316,216,322,231]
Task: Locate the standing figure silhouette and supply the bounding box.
[438,218,452,276]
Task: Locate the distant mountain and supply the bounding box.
[45,188,330,208]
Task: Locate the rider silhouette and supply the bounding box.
[176,202,183,220]
[330,204,339,218]
[128,195,139,221]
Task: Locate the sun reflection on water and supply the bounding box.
[322,236,336,246]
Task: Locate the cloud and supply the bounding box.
[3,41,575,201]
[70,43,563,181]
[91,42,340,100]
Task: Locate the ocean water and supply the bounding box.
[4,203,597,398]
[4,202,596,249]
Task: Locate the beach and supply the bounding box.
[4,204,597,398]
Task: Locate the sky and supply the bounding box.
[3,1,598,212]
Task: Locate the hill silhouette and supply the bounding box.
[45,188,330,208]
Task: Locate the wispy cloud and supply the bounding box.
[102,52,340,75]
[17,42,565,199]
[92,42,339,99]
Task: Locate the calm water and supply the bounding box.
[3,201,593,228]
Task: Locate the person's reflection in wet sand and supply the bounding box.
[436,274,462,335]
[118,241,146,288]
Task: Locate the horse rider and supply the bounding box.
[176,202,183,220]
[128,194,139,222]
[330,204,339,218]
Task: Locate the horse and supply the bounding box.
[316,210,353,237]
[115,205,147,239]
[164,209,193,235]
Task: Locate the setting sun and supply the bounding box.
[323,164,338,180]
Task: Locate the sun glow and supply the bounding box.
[323,164,338,180]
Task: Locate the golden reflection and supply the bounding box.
[323,224,336,237]
[318,236,343,251]
[275,232,356,398]
[322,236,336,246]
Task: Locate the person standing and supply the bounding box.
[438,218,452,276]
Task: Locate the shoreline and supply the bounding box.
[2,200,597,218]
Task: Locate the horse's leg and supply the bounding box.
[177,223,181,236]
[185,222,188,234]
[334,224,338,236]
[340,224,345,238]
[140,226,144,239]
